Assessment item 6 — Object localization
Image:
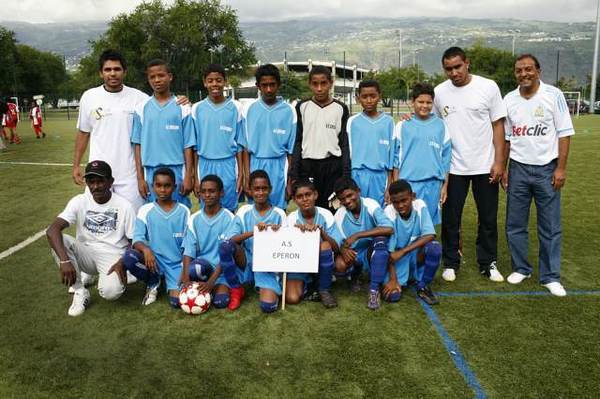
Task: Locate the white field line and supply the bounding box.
[0,230,47,261]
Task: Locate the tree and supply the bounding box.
[556,76,579,92]
[279,70,311,100]
[14,44,68,104]
[0,27,17,95]
[364,64,428,103]
[76,0,255,98]
[466,43,516,95]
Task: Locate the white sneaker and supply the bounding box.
[543,282,567,297]
[507,272,531,284]
[488,262,504,282]
[442,268,456,282]
[142,284,159,306]
[126,271,138,285]
[68,289,90,316]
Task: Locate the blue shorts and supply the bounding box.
[352,168,388,207]
[160,261,183,291]
[385,250,423,286]
[407,179,443,225]
[254,272,282,295]
[214,268,246,289]
[144,164,191,208]
[250,155,288,210]
[198,156,238,212]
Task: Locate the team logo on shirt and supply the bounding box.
[379,139,390,146]
[84,210,118,234]
[325,122,337,130]
[534,106,545,118]
[165,125,180,130]
[92,107,105,120]
[272,128,286,135]
[429,140,441,149]
[220,125,233,133]
[512,124,548,137]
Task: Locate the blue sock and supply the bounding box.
[369,236,389,291]
[417,241,442,290]
[260,300,279,313]
[189,258,214,282]
[318,249,334,291]
[218,240,241,288]
[213,293,230,308]
[169,295,180,309]
[122,249,160,287]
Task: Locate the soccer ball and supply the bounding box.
[179,283,211,315]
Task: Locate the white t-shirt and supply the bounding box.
[58,191,135,255]
[434,75,507,175]
[77,85,149,184]
[504,82,575,166]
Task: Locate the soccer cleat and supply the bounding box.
[442,268,456,282]
[543,282,567,297]
[68,288,90,316]
[487,261,504,282]
[42,132,46,138]
[507,272,531,285]
[417,286,439,305]
[367,289,381,310]
[349,275,362,293]
[228,286,245,310]
[126,271,138,285]
[304,289,321,302]
[319,290,338,308]
[142,283,160,306]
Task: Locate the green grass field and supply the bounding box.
[1,115,599,398]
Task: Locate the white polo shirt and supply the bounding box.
[434,75,507,175]
[77,85,149,184]
[504,81,575,166]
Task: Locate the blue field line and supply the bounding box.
[435,289,600,298]
[417,299,487,399]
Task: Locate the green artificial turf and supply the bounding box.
[0,114,599,398]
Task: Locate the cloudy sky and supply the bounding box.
[1,0,598,23]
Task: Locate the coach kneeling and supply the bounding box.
[46,160,136,316]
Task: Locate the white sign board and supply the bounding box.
[252,226,319,273]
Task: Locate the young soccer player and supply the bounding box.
[29,100,46,139]
[191,64,244,212]
[290,65,351,211]
[384,180,442,307]
[242,63,296,210]
[132,59,195,208]
[394,82,451,226]
[120,168,190,307]
[219,170,287,313]
[287,179,343,307]
[180,175,240,309]
[347,80,396,206]
[3,99,21,144]
[333,177,394,309]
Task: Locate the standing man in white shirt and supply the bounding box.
[73,50,149,212]
[502,54,574,297]
[434,47,506,283]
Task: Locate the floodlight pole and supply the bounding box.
[590,0,600,113]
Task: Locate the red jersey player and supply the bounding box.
[30,101,46,139]
[2,100,21,144]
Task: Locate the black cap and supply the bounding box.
[84,160,112,179]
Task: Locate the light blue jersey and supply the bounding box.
[183,207,235,287]
[191,98,244,211]
[287,206,343,246]
[133,202,190,290]
[244,98,297,209]
[334,197,393,253]
[132,97,195,167]
[384,199,435,285]
[224,204,287,294]
[394,114,451,182]
[348,112,396,206]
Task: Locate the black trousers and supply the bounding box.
[442,173,498,271]
[299,156,344,212]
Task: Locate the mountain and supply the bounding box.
[2,17,596,84]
